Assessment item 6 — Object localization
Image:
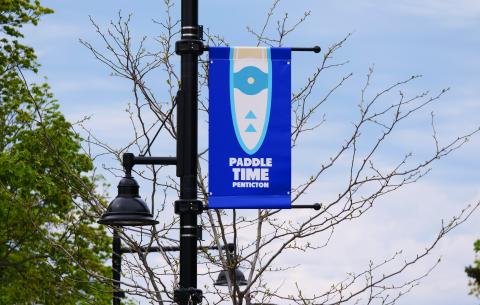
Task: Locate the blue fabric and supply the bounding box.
[208,47,292,209]
[209,196,291,209]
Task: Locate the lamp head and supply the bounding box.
[214,268,248,286]
[98,176,158,227]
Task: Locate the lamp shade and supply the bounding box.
[98,176,158,226]
[214,268,248,286]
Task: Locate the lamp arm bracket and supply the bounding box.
[122,153,177,176]
[174,199,204,215]
[174,288,203,305]
[119,243,234,254]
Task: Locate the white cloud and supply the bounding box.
[24,22,84,42]
[51,77,122,93]
[393,0,480,19]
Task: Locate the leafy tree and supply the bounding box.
[0,1,112,304]
[466,240,480,297]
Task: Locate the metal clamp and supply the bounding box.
[175,39,205,55]
[174,287,203,304]
[174,200,204,215]
[176,25,205,55]
[181,25,204,40]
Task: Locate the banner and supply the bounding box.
[208,47,291,209]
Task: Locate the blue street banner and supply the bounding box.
[208,47,292,209]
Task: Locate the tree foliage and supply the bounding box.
[0,1,112,304]
[466,240,480,297]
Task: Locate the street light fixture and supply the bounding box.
[214,268,248,286]
[214,243,248,286]
[98,153,178,227]
[98,174,158,226]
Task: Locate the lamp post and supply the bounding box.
[100,0,204,303]
[172,0,204,303]
[98,1,323,304]
[112,229,124,305]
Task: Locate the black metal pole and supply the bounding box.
[174,0,203,304]
[112,229,122,305]
[178,0,199,289]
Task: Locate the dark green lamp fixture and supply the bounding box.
[214,243,248,286]
[98,174,158,226]
[98,153,176,227]
[214,268,248,286]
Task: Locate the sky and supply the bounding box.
[22,0,480,304]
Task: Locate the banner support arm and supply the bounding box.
[291,203,321,210]
[203,45,321,53]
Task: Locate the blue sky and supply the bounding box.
[23,0,480,304]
